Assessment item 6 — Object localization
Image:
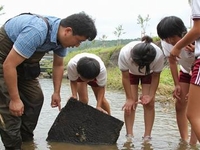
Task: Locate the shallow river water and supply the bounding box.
[0,78,199,150]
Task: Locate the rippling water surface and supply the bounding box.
[0,78,199,150]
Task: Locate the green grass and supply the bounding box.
[159,67,173,86]
[157,67,174,96]
[107,67,123,91]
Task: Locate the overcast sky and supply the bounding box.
[0,0,191,40]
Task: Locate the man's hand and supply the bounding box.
[51,93,61,111]
[9,99,24,116]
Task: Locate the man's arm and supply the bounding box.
[51,53,64,111]
[3,48,25,116]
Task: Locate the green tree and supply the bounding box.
[137,14,150,38]
[113,24,126,46]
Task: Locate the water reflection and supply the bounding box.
[141,142,153,150]
[0,78,199,150]
[122,142,134,150]
[47,142,119,150]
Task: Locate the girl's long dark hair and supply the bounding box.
[131,35,156,75]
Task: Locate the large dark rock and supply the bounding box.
[46,98,124,145]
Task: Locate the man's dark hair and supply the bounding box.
[77,57,100,79]
[60,12,97,41]
[131,36,156,75]
[157,16,187,39]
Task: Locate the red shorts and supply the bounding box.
[77,77,98,87]
[179,70,191,83]
[129,73,152,85]
[190,58,200,86]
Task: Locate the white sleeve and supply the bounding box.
[153,54,165,73]
[118,48,129,71]
[161,40,173,57]
[192,0,200,18]
[67,59,78,81]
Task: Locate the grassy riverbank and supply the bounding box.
[64,46,175,101]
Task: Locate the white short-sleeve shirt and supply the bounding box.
[118,41,165,75]
[67,53,107,87]
[192,0,200,57]
[161,41,195,73]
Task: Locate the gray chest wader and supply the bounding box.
[0,26,46,149]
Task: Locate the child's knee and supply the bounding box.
[79,98,88,104]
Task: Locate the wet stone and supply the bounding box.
[46,98,124,145]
